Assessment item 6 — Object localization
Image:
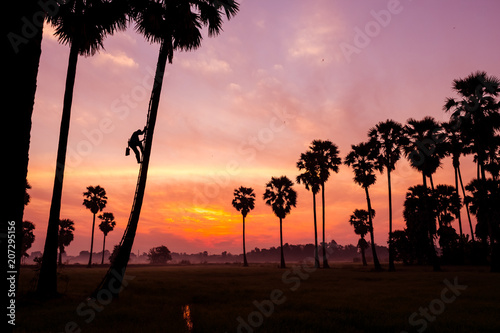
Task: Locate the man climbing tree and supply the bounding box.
[127,127,146,163]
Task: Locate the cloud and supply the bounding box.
[93,52,138,68]
[179,56,232,74]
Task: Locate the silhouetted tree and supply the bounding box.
[345,142,382,271]
[444,71,500,181]
[391,230,414,265]
[442,120,474,241]
[97,0,239,297]
[466,179,500,272]
[403,117,447,190]
[297,151,321,268]
[232,186,255,267]
[21,221,36,262]
[369,119,406,271]
[37,0,128,298]
[98,212,116,265]
[147,245,172,264]
[83,185,107,267]
[403,185,440,269]
[58,219,75,266]
[349,209,373,266]
[310,139,341,268]
[263,176,297,268]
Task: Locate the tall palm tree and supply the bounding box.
[231,186,255,267]
[58,219,75,266]
[263,176,297,269]
[96,0,239,297]
[310,140,341,268]
[403,117,447,190]
[344,142,382,271]
[37,0,128,298]
[98,212,116,265]
[349,209,374,267]
[444,71,500,181]
[83,185,108,267]
[296,151,321,268]
[369,119,406,271]
[442,120,474,241]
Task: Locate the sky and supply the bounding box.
[25,0,500,257]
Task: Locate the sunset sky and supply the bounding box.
[25,0,500,257]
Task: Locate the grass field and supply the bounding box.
[15,263,500,332]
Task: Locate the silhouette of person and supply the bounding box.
[128,127,146,163]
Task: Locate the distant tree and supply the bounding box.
[369,119,406,271]
[21,221,36,262]
[390,230,414,265]
[82,185,107,267]
[296,150,321,268]
[148,245,172,264]
[58,219,75,265]
[310,140,341,268]
[109,245,121,264]
[263,176,297,268]
[344,142,382,271]
[98,212,116,265]
[348,209,373,266]
[231,186,255,267]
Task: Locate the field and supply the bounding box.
[15,263,500,333]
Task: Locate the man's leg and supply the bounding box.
[131,146,141,163]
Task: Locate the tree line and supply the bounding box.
[232,71,500,273]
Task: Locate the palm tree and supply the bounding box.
[296,151,321,268]
[83,185,108,267]
[349,209,374,267]
[231,187,255,267]
[96,0,239,297]
[310,140,341,268]
[263,176,297,269]
[444,71,500,181]
[369,119,406,271]
[442,120,474,241]
[403,117,447,190]
[58,219,75,266]
[98,212,116,265]
[37,0,128,298]
[344,142,382,271]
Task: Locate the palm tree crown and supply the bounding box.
[344,142,380,189]
[263,176,297,219]
[232,186,256,218]
[83,185,108,213]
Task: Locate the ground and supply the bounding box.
[15,263,500,332]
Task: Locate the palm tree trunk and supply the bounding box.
[321,185,329,268]
[364,187,381,270]
[454,167,463,238]
[37,41,79,298]
[312,193,319,268]
[360,240,367,266]
[280,217,286,268]
[88,213,96,267]
[93,41,168,297]
[458,166,474,241]
[101,234,107,265]
[242,216,248,267]
[387,169,395,271]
